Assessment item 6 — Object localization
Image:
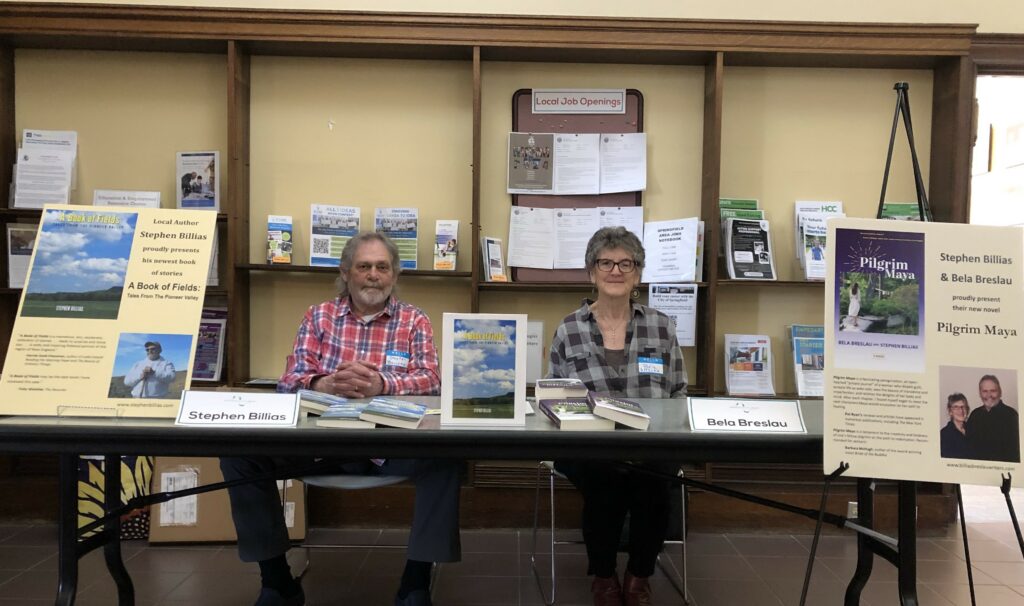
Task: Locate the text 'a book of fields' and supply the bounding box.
[0,205,216,417]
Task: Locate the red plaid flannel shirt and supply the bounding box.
[278,295,440,396]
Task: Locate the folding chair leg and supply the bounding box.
[530,463,558,606]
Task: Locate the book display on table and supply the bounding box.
[538,398,614,431]
[296,389,348,416]
[587,392,651,430]
[441,312,527,426]
[534,377,588,400]
[358,397,429,429]
[316,402,374,429]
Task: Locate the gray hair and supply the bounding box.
[335,231,402,297]
[584,226,645,271]
[979,374,1001,390]
[946,392,969,414]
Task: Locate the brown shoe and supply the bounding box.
[591,574,624,606]
[622,572,652,606]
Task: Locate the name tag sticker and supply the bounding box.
[385,350,411,368]
[637,356,664,375]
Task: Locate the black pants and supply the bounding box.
[555,460,675,578]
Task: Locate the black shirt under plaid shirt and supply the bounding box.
[547,300,687,398]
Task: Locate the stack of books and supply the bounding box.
[359,398,429,429]
[536,382,651,431]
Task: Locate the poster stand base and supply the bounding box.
[956,484,978,606]
[800,462,848,606]
[1001,474,1024,558]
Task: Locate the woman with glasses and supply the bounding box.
[547,226,687,606]
[940,393,972,459]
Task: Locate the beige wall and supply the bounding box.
[8,0,1022,33]
[12,44,939,392]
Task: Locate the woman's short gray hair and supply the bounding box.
[584,226,645,270]
[336,231,402,296]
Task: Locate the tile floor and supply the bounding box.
[0,486,1022,605]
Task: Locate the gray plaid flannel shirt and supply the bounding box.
[547,300,687,399]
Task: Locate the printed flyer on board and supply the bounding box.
[0,205,216,417]
[824,218,1023,486]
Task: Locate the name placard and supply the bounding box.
[687,397,806,433]
[532,89,626,114]
[176,391,300,427]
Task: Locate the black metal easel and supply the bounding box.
[876,82,932,222]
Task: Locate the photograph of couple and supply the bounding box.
[939,368,1020,463]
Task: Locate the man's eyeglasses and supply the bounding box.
[352,262,393,275]
[594,259,637,273]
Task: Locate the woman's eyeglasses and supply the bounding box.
[594,259,637,273]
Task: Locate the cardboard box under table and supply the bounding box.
[149,457,306,543]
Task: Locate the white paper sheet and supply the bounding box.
[648,284,698,347]
[552,133,600,195]
[553,207,599,269]
[642,217,699,283]
[507,206,555,269]
[599,133,647,193]
[598,206,644,243]
[13,148,73,208]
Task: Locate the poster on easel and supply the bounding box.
[824,218,1023,486]
[0,205,216,418]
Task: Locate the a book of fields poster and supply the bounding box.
[441,313,527,427]
[0,205,216,417]
[825,218,1023,486]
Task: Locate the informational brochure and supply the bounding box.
[825,218,1023,487]
[597,206,644,243]
[267,215,293,264]
[0,206,216,417]
[309,204,359,267]
[725,218,776,280]
[648,284,697,346]
[433,219,459,271]
[93,190,161,208]
[375,207,418,270]
[688,398,806,434]
[175,151,219,211]
[507,207,555,269]
[6,223,37,289]
[441,313,527,427]
[718,208,764,255]
[792,337,824,397]
[552,133,600,195]
[723,333,775,396]
[13,147,74,208]
[207,231,219,287]
[21,128,78,190]
[507,132,555,194]
[641,217,699,283]
[599,132,647,194]
[191,318,226,382]
[793,200,843,260]
[481,236,508,282]
[800,216,829,280]
[694,220,705,282]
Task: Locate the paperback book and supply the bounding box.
[310,205,359,267]
[296,389,346,416]
[316,402,375,429]
[539,398,614,431]
[176,151,219,211]
[267,215,293,264]
[359,397,429,429]
[725,218,776,280]
[724,333,775,396]
[534,377,588,400]
[433,219,459,271]
[441,313,527,426]
[587,392,650,430]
